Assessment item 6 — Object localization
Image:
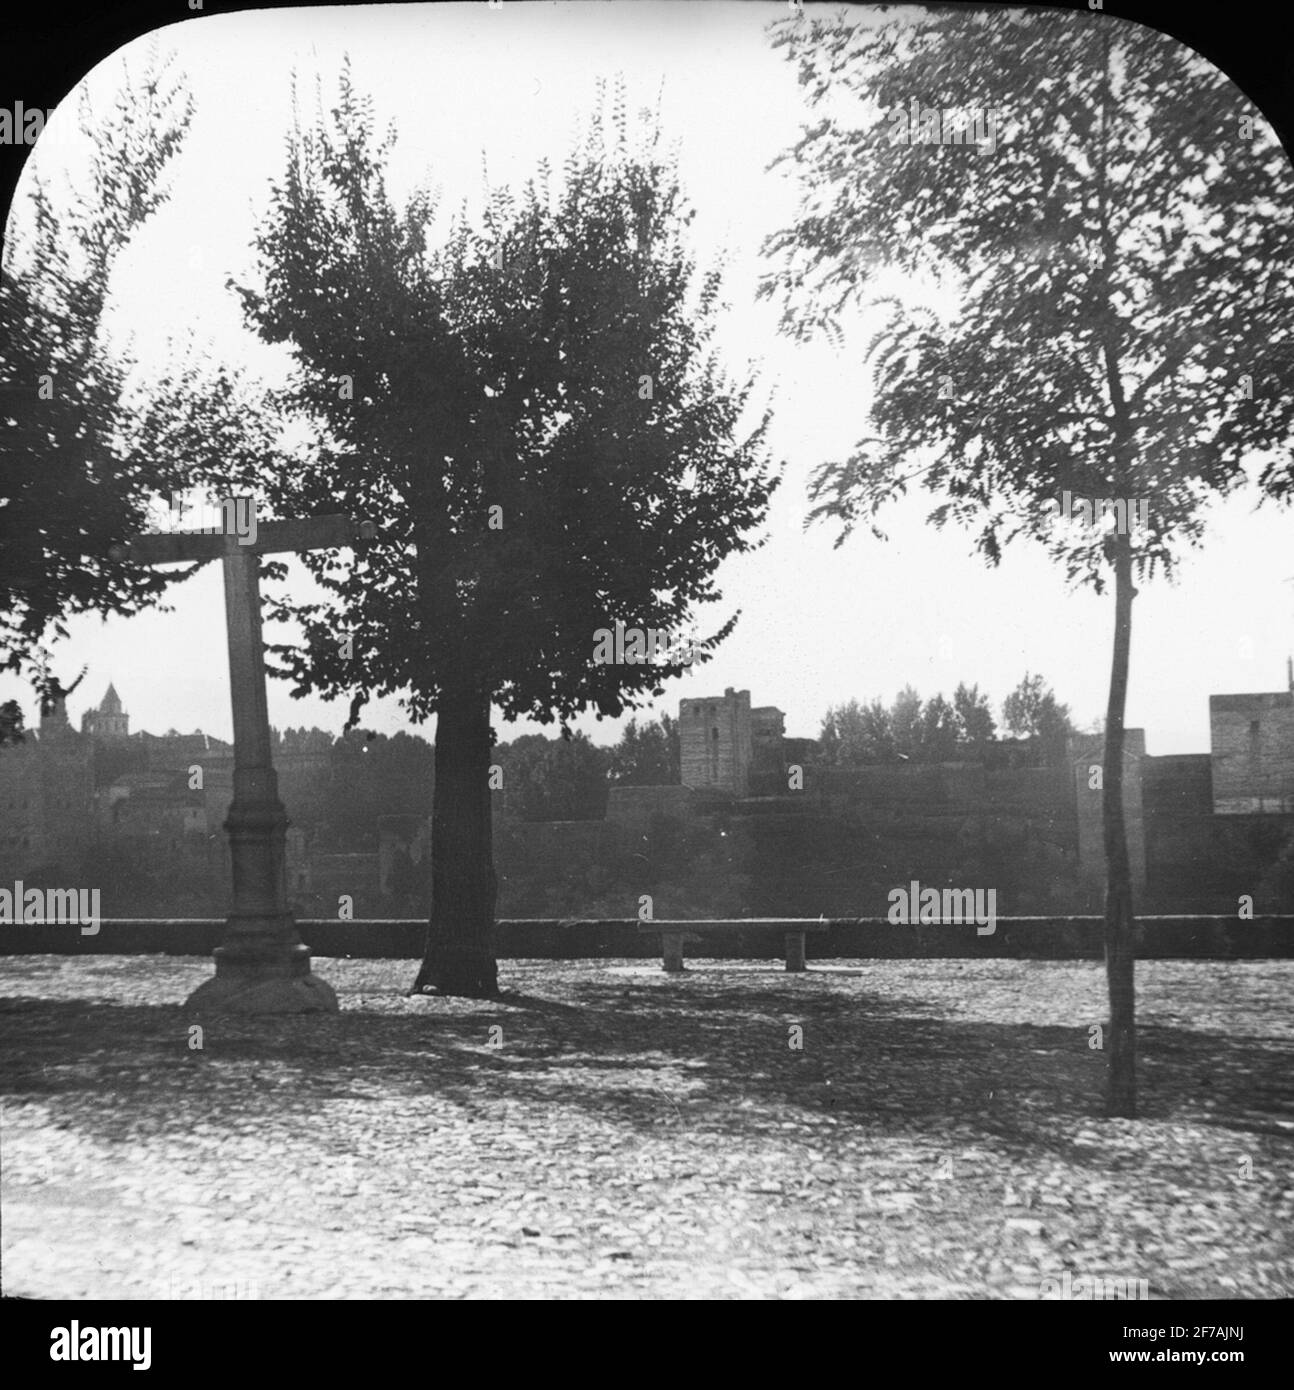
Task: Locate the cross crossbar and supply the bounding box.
[121,514,375,565]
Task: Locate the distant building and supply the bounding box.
[679,688,762,795]
[5,666,1293,918]
[1210,678,1294,814]
[0,694,94,875]
[80,682,129,740]
[751,705,787,787]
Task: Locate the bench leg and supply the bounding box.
[662,933,685,972]
[785,932,806,972]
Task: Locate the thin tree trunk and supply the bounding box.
[411,683,499,998]
[1102,526,1137,1117]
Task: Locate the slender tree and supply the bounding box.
[918,692,958,763]
[952,681,995,751]
[1002,673,1063,737]
[162,70,776,996]
[1002,671,1075,766]
[890,684,924,760]
[762,8,1294,1113]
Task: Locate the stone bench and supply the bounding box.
[636,919,831,973]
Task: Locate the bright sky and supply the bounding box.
[3,1,1291,756]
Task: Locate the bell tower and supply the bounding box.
[81,683,129,740]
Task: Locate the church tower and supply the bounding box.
[81,683,129,740]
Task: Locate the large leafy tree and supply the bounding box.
[166,70,776,996]
[608,713,680,785]
[762,8,1294,1114]
[1002,671,1075,766]
[820,698,880,765]
[495,731,610,822]
[0,47,194,737]
[321,729,435,850]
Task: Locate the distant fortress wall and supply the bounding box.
[5,678,1294,919]
[1211,691,1294,814]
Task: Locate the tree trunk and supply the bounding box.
[1102,527,1137,1117]
[411,683,499,998]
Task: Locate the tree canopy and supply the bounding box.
[608,712,680,785]
[168,68,780,732]
[140,69,778,994]
[763,8,1294,573]
[0,47,194,736]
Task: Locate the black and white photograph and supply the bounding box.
[0,0,1291,1331]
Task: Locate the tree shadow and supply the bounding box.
[1,976,1288,1167]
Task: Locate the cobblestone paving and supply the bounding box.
[1,956,1290,1299]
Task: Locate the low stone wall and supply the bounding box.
[604,784,695,838]
[2,916,1290,960]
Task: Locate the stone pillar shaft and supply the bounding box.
[184,545,335,1011]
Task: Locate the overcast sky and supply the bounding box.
[3,1,1291,756]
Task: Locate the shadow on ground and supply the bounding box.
[3,965,1290,1168]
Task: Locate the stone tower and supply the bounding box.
[81,683,129,740]
[1209,689,1294,813]
[679,688,753,794]
[0,692,93,876]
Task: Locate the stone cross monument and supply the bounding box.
[116,510,375,1013]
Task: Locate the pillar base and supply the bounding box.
[185,970,339,1015]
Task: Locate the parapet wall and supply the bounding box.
[605,784,695,839]
[4,916,1290,960]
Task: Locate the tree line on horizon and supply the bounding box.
[819,673,1080,768]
